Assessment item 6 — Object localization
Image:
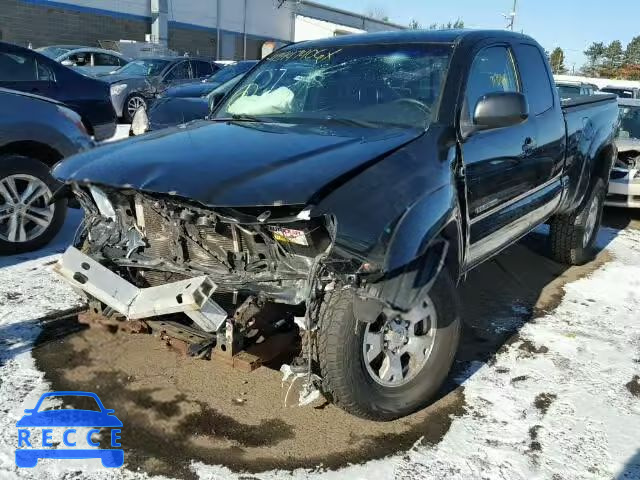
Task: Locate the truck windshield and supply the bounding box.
[618,105,640,139]
[214,43,453,129]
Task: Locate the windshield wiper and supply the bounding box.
[213,114,264,123]
[322,116,379,128]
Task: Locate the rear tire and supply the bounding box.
[316,270,461,421]
[0,155,67,255]
[549,178,605,266]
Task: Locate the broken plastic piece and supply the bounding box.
[53,247,227,332]
[280,364,323,407]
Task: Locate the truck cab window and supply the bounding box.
[514,44,554,115]
[465,46,519,123]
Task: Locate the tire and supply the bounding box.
[316,269,461,421]
[549,178,606,266]
[123,93,147,123]
[0,155,67,255]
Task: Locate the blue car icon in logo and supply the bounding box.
[15,391,123,468]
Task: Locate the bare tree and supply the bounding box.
[365,5,390,22]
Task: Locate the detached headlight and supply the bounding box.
[89,186,116,220]
[131,107,150,136]
[110,83,128,97]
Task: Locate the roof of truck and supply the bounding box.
[296,29,536,49]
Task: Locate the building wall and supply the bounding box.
[0,0,148,48]
[295,15,363,42]
[167,25,217,58]
[0,0,403,59]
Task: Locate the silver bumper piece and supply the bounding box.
[53,247,227,332]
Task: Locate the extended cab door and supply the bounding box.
[460,43,562,269]
[461,44,536,267]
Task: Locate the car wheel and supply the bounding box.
[124,94,147,123]
[0,155,67,255]
[316,269,461,421]
[549,178,606,265]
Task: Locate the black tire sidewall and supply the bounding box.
[321,271,461,420]
[0,155,67,255]
[582,179,605,250]
[124,94,147,123]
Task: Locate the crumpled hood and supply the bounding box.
[53,120,423,207]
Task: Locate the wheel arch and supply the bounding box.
[383,183,463,283]
[0,141,64,168]
[590,141,616,186]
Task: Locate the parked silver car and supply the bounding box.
[36,46,130,76]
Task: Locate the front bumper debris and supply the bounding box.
[53,247,227,332]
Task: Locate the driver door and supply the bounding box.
[460,44,538,268]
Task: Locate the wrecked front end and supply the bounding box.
[607,141,640,208]
[58,184,343,313]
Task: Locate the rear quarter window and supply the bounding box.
[514,44,554,115]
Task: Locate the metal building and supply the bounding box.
[0,0,405,59]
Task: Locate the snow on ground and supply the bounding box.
[0,222,639,480]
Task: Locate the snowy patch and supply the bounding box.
[0,224,639,479]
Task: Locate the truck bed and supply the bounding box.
[560,93,619,213]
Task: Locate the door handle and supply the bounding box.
[522,137,537,155]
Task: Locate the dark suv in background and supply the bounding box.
[100,57,219,122]
[0,89,93,254]
[0,41,117,141]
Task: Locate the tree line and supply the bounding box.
[550,36,640,80]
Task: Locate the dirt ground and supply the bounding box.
[30,209,639,480]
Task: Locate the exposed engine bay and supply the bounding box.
[72,184,339,308]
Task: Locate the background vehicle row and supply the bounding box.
[0,41,116,141]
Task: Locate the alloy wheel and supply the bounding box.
[0,174,55,243]
[127,96,146,118]
[363,297,438,387]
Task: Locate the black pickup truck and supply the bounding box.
[52,30,618,421]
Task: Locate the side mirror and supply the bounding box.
[472,92,529,131]
[209,92,224,112]
[61,59,75,67]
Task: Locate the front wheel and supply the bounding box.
[123,93,147,123]
[316,270,461,421]
[549,178,606,266]
[0,155,67,255]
